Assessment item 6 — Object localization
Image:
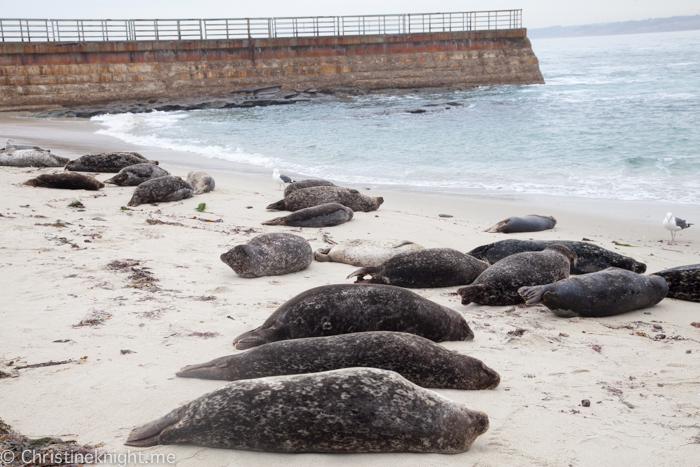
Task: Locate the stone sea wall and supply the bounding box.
[0,29,544,109]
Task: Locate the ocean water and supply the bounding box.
[93,29,700,204]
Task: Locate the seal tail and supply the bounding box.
[261,216,287,226]
[465,243,492,262]
[176,356,232,380]
[103,176,117,185]
[518,285,546,305]
[266,199,286,210]
[125,409,182,447]
[457,284,488,305]
[484,218,510,233]
[314,248,333,262]
[233,326,278,350]
[346,266,381,283]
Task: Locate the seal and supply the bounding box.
[650,264,700,302]
[485,215,557,233]
[177,331,500,390]
[186,171,216,194]
[220,233,312,278]
[347,248,489,288]
[0,148,69,167]
[125,367,490,453]
[284,179,336,197]
[267,186,383,212]
[65,152,158,173]
[103,163,170,186]
[457,245,577,306]
[23,173,104,191]
[467,239,647,275]
[518,268,668,317]
[233,283,473,349]
[262,203,353,227]
[315,239,424,267]
[127,176,194,206]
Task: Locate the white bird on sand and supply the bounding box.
[663,212,693,245]
[272,169,295,190]
[5,139,14,151]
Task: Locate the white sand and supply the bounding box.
[1,113,699,466]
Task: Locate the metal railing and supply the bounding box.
[0,10,522,42]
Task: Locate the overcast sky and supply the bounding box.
[4,0,699,29]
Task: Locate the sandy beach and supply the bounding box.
[1,112,699,466]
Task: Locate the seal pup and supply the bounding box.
[126,368,490,453]
[103,163,170,186]
[347,248,488,288]
[220,233,312,278]
[267,186,383,212]
[233,283,473,350]
[458,245,576,306]
[485,215,557,233]
[23,173,104,191]
[186,171,215,194]
[315,239,424,267]
[262,203,353,227]
[467,239,647,275]
[518,268,668,317]
[65,152,158,173]
[284,179,335,197]
[663,212,692,245]
[650,264,700,302]
[127,176,194,206]
[178,331,500,389]
[0,148,69,167]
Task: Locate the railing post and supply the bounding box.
[247,18,251,38]
[199,19,204,40]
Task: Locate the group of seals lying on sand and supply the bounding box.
[65,152,158,172]
[220,233,312,278]
[23,173,105,191]
[315,239,424,267]
[127,176,194,206]
[267,186,383,212]
[104,163,170,186]
[485,215,557,233]
[263,202,353,227]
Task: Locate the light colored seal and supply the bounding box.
[650,264,700,302]
[458,244,577,306]
[267,186,383,212]
[125,367,490,453]
[127,176,193,206]
[315,239,424,267]
[467,239,647,274]
[23,173,104,191]
[519,267,668,317]
[186,171,215,194]
[233,283,473,350]
[262,203,353,227]
[220,233,312,278]
[283,179,336,197]
[347,248,489,288]
[0,148,69,167]
[178,331,500,390]
[65,152,158,173]
[103,163,170,186]
[485,214,557,233]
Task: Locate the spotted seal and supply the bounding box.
[485,215,557,233]
[267,186,383,212]
[103,163,170,186]
[65,152,158,173]
[233,283,473,350]
[262,203,353,227]
[178,331,499,389]
[0,148,69,167]
[284,179,336,197]
[467,239,647,275]
[458,245,576,306]
[23,173,104,191]
[220,233,312,278]
[518,268,668,317]
[125,367,489,453]
[186,171,215,194]
[127,176,194,206]
[315,239,424,267]
[347,248,488,288]
[650,264,700,302]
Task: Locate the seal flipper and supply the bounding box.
[517,285,546,305]
[466,243,493,262]
[314,248,333,262]
[457,284,489,305]
[176,356,233,379]
[125,409,183,447]
[233,327,279,350]
[347,266,382,283]
[485,218,511,233]
[266,199,286,210]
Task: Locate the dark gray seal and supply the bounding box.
[267,186,383,212]
[467,239,647,275]
[125,367,489,453]
[65,152,158,173]
[650,264,700,302]
[485,215,557,233]
[284,179,336,197]
[518,268,668,317]
[233,283,473,350]
[458,245,577,306]
[0,148,69,167]
[262,203,353,227]
[178,331,500,390]
[220,233,312,278]
[127,176,194,206]
[186,171,215,194]
[23,173,104,191]
[103,163,170,186]
[347,248,489,288]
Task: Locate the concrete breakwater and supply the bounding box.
[0,29,544,110]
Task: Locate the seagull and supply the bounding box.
[5,139,14,151]
[663,212,693,245]
[272,169,295,190]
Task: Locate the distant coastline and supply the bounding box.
[529,14,700,39]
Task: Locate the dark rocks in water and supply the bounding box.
[651,264,700,302]
[65,153,158,173]
[23,173,104,190]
